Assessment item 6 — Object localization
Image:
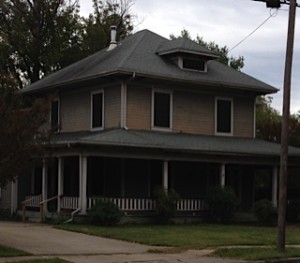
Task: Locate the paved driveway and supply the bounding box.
[0,221,250,263]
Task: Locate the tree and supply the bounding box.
[170,29,245,71]
[81,0,134,55]
[256,96,282,143]
[0,87,49,187]
[0,0,83,88]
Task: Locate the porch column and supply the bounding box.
[57,157,64,213]
[79,155,87,215]
[272,166,278,207]
[42,159,48,213]
[163,160,169,191]
[11,179,18,215]
[220,163,226,188]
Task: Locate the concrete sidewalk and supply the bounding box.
[0,221,249,263]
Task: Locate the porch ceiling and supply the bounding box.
[50,129,300,159]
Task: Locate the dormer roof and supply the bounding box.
[21,29,278,95]
[156,37,219,59]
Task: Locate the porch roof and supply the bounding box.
[50,129,300,158]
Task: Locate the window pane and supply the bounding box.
[217,100,231,133]
[92,93,103,128]
[154,92,170,128]
[51,100,59,131]
[183,59,205,71]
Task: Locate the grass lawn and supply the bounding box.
[56,223,300,249]
[0,245,30,257]
[56,223,300,260]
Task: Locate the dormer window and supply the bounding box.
[179,57,206,72]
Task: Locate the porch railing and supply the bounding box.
[176,199,204,211]
[88,197,156,211]
[61,196,79,210]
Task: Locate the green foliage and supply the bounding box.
[88,199,123,226]
[0,88,49,187]
[0,0,135,88]
[206,186,239,223]
[170,29,244,71]
[287,200,300,222]
[153,187,180,224]
[254,199,277,225]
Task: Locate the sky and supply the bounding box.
[80,0,300,113]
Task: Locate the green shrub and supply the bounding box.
[254,199,277,225]
[87,199,123,226]
[153,187,180,224]
[287,200,300,222]
[206,186,239,223]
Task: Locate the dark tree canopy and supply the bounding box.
[0,88,49,187]
[170,29,245,71]
[0,0,83,88]
[0,0,135,89]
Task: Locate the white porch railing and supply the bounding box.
[61,196,79,210]
[88,197,156,211]
[24,195,42,207]
[23,195,205,212]
[176,199,204,211]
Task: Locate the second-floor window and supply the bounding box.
[152,90,172,130]
[91,91,104,130]
[215,98,233,135]
[51,99,59,132]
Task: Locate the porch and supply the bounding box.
[18,155,288,221]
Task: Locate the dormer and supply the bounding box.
[156,38,219,73]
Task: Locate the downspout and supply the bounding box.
[121,72,136,130]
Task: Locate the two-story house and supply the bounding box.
[2,28,300,221]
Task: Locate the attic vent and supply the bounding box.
[182,58,206,72]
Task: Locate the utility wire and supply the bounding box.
[229,9,278,52]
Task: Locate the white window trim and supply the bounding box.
[215,97,233,136]
[90,90,104,131]
[151,89,173,132]
[50,98,60,133]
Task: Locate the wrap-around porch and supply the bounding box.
[19,155,283,218]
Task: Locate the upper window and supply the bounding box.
[50,99,59,132]
[152,90,172,130]
[91,91,104,130]
[215,98,233,135]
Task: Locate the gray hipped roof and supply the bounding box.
[51,129,300,158]
[22,30,277,95]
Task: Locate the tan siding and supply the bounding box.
[60,90,90,132]
[173,91,214,135]
[127,86,151,130]
[105,85,121,129]
[0,183,11,210]
[234,97,255,138]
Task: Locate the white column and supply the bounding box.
[57,158,64,213]
[42,159,48,213]
[220,163,226,188]
[163,160,169,191]
[79,155,87,215]
[10,179,18,215]
[272,166,278,207]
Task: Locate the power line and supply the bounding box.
[229,9,278,52]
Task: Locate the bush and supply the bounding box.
[254,199,277,225]
[287,200,300,222]
[206,186,239,223]
[153,187,180,224]
[87,199,123,226]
